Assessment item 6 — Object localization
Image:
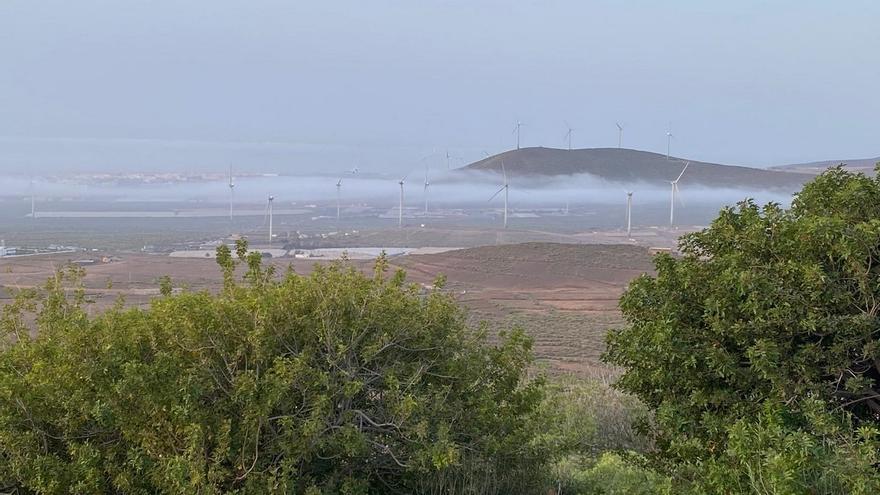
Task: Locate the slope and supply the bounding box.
[463,147,813,189]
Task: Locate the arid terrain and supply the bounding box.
[0,242,655,377]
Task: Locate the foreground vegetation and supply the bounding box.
[2,165,880,493]
[1,246,549,493]
[606,165,880,493]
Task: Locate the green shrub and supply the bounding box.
[553,453,671,495]
[0,243,548,494]
[605,166,880,490]
[697,402,880,494]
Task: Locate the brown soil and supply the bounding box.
[1,242,656,378]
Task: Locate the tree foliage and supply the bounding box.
[0,242,547,494]
[605,166,880,492]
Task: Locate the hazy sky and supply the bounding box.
[1,0,878,174]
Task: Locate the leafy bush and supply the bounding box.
[605,166,880,490]
[697,401,880,494]
[0,243,548,494]
[552,453,671,495]
[538,377,650,458]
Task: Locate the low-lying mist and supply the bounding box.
[3,170,795,210]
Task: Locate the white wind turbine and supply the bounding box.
[398,174,407,228]
[227,166,235,221]
[30,178,36,220]
[488,161,509,228]
[335,178,343,221]
[625,191,633,238]
[616,122,624,149]
[666,126,674,160]
[267,195,275,243]
[513,121,523,150]
[444,150,464,170]
[564,122,574,151]
[335,167,358,221]
[669,161,689,227]
[423,166,430,216]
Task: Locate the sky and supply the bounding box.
[1,0,878,175]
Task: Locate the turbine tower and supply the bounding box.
[669,161,689,227]
[423,166,430,216]
[666,126,674,160]
[488,161,509,228]
[335,178,342,221]
[335,167,357,221]
[227,166,235,222]
[398,174,407,228]
[625,191,633,238]
[564,122,574,151]
[267,195,275,243]
[513,121,523,150]
[30,178,36,220]
[616,123,624,149]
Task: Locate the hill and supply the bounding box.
[771,156,880,175]
[463,147,814,189]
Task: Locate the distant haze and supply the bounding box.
[2,170,795,212]
[1,1,878,175]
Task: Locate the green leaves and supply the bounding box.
[0,242,547,493]
[605,167,880,490]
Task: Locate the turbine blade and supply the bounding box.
[675,161,690,182]
[488,186,505,202]
[674,183,685,207]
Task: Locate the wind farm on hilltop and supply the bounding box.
[4,122,870,258]
[1,118,874,260]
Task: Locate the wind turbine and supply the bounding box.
[625,191,633,238]
[335,167,357,221]
[227,166,235,221]
[564,122,574,151]
[267,195,275,243]
[666,126,674,160]
[29,178,36,220]
[513,121,523,150]
[423,166,430,216]
[616,123,624,149]
[669,161,689,227]
[488,161,509,228]
[398,174,407,228]
[335,178,343,220]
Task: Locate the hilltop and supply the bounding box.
[463,147,813,189]
[771,156,880,175]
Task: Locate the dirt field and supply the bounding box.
[393,243,655,376]
[0,242,656,377]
